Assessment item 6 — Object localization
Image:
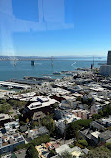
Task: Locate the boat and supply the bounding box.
[53,72,61,75]
[7,86,13,89]
[61,70,68,73]
[43,76,52,79]
[65,72,73,76]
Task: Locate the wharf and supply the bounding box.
[24,76,55,82]
[0,81,31,89]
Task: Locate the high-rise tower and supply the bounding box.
[107,51,111,65]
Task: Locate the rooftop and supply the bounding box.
[91,131,100,139]
[0,113,11,121]
[99,130,111,140]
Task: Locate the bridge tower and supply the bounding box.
[31,60,35,66]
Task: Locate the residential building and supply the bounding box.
[0,133,25,154]
[0,114,12,126]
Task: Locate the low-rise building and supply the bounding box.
[4,120,19,133]
[0,133,25,154]
[90,121,106,131]
[91,131,100,144]
[0,114,12,126]
[99,130,111,144]
[35,143,49,158]
[27,126,49,140]
[72,109,91,119]
[55,113,81,134]
[56,144,84,158]
[23,96,59,117]
[101,116,111,127]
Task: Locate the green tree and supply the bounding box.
[41,115,55,135]
[59,151,73,158]
[8,99,27,108]
[78,139,88,147]
[49,150,56,157]
[25,144,38,158]
[11,153,17,158]
[0,103,11,113]
[106,143,111,150]
[92,114,101,120]
[65,119,92,139]
[83,146,111,158]
[103,105,111,117]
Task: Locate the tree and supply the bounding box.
[0,103,11,113]
[78,139,88,147]
[11,153,17,158]
[59,151,73,158]
[8,99,27,108]
[49,150,56,157]
[92,114,101,120]
[41,115,55,135]
[25,144,38,158]
[106,143,111,150]
[65,119,92,139]
[83,146,111,158]
[26,118,29,123]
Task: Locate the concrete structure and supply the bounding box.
[100,65,111,76]
[107,51,111,65]
[55,113,81,134]
[31,60,35,66]
[27,97,58,111]
[101,116,111,127]
[55,144,70,155]
[99,130,111,144]
[23,96,58,118]
[27,126,49,139]
[72,109,90,119]
[91,131,100,144]
[0,133,25,154]
[35,144,49,158]
[56,145,84,157]
[0,81,31,89]
[4,120,19,133]
[0,114,12,126]
[100,51,111,76]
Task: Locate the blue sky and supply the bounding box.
[0,0,111,56]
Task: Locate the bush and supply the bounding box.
[14,134,50,151]
[0,103,11,113]
[59,151,73,158]
[83,146,111,158]
[78,139,88,147]
[106,143,111,150]
[41,115,55,135]
[69,144,75,148]
[65,119,92,139]
[31,134,50,146]
[25,144,38,158]
[49,150,56,157]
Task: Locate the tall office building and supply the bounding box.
[100,51,111,76]
[107,51,111,65]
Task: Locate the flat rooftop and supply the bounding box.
[28,98,58,110]
[0,113,11,121]
[1,133,25,148]
[0,81,31,89]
